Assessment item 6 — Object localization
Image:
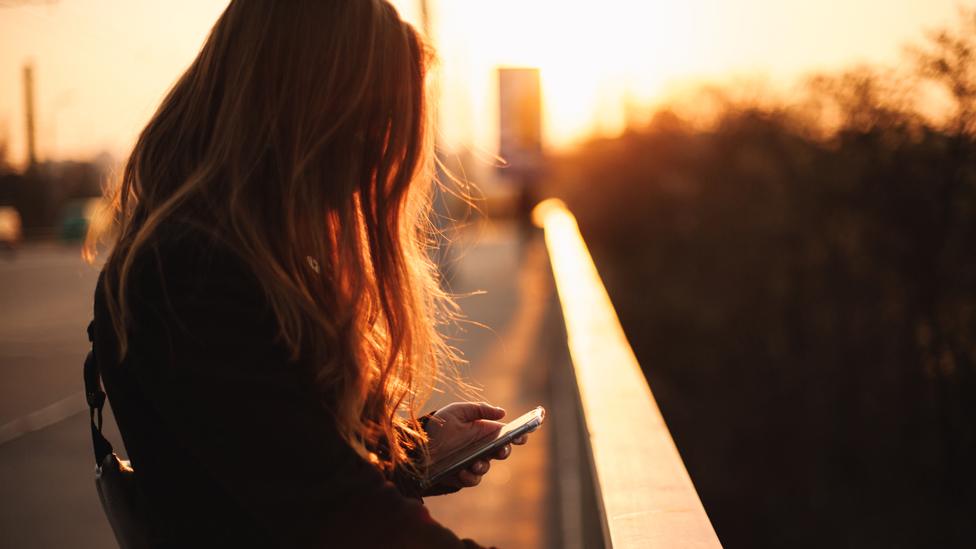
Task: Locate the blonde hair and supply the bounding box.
[87,0,455,473]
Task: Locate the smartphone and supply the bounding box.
[422,406,546,490]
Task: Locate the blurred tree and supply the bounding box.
[908,7,976,510]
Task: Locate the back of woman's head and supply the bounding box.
[90,0,452,472]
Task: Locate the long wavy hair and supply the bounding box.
[86,0,455,473]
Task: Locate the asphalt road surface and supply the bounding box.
[0,223,554,548]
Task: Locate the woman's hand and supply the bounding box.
[421,402,528,496]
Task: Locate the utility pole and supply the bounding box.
[23,63,38,169]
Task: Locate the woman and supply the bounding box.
[86,1,527,546]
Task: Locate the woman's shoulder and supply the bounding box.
[105,217,270,334]
[138,217,245,275]
[118,218,252,290]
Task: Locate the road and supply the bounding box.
[0,243,113,548]
[0,223,555,548]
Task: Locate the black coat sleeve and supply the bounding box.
[121,233,490,548]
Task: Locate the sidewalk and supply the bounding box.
[425,222,555,548]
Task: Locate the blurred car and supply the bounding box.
[60,197,103,243]
[0,206,23,251]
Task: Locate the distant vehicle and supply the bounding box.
[0,206,23,251]
[60,197,103,243]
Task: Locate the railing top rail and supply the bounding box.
[534,199,722,549]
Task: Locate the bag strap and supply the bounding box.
[85,320,114,466]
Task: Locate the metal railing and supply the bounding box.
[535,199,722,549]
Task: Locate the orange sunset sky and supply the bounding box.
[0,0,966,169]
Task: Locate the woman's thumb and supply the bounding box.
[463,402,505,421]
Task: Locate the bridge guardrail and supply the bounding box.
[535,199,722,549]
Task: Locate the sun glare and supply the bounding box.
[435,0,701,151]
[430,0,962,155]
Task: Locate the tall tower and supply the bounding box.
[497,67,543,179]
[23,63,37,168]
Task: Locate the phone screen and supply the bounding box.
[424,406,546,488]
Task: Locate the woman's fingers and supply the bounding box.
[441,436,530,492]
[455,459,490,487]
[492,437,525,460]
[457,468,483,487]
[468,459,490,475]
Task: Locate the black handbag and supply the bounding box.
[85,320,151,549]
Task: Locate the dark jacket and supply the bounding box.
[92,221,488,548]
